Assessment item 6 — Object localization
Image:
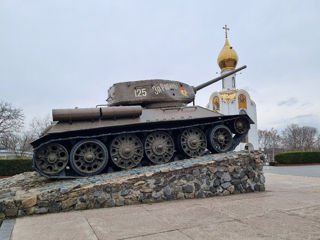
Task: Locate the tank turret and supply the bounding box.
[107,65,246,108]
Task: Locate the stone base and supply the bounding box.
[0,151,265,221]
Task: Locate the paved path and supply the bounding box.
[9,173,320,240]
[264,165,320,178]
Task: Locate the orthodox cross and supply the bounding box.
[223,24,230,38]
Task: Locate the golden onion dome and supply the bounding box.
[217,37,238,72]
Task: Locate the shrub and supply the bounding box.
[0,158,33,176]
[275,151,320,164]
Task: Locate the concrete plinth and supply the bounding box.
[0,151,265,222]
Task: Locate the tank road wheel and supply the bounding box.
[34,143,68,176]
[110,134,143,169]
[208,125,233,153]
[178,127,207,157]
[144,131,175,164]
[70,139,108,176]
[233,118,250,134]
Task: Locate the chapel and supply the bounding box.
[207,25,259,150]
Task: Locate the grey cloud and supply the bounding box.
[278,97,298,106]
[291,114,315,120]
[300,102,309,107]
[289,114,320,130]
[268,114,320,131]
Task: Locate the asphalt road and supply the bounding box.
[264,165,320,178]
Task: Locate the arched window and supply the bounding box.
[238,94,247,109]
[212,96,220,111]
[232,77,235,88]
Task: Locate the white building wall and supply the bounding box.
[207,89,259,150]
[222,73,236,91]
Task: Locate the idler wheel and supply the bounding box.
[110,134,143,169]
[178,127,207,157]
[144,131,175,164]
[208,125,233,153]
[34,143,68,176]
[70,139,108,176]
[233,117,250,134]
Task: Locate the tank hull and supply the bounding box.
[31,106,253,179]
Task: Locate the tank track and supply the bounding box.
[32,116,250,179]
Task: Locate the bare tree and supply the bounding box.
[28,115,52,140]
[18,132,34,156]
[11,115,52,157]
[0,101,24,136]
[302,127,318,151]
[282,124,318,151]
[0,104,50,157]
[0,101,25,156]
[316,134,320,150]
[0,132,33,157]
[259,128,281,149]
[258,128,282,161]
[258,130,269,150]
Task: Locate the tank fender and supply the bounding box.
[52,106,142,122]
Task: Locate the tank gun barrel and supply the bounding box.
[193,65,247,92]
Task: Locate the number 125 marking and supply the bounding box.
[134,88,147,97]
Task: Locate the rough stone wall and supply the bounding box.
[0,151,265,222]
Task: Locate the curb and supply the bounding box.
[0,219,15,240]
[273,163,320,167]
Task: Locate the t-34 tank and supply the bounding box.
[31,65,253,179]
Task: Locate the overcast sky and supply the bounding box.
[1,0,319,131]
